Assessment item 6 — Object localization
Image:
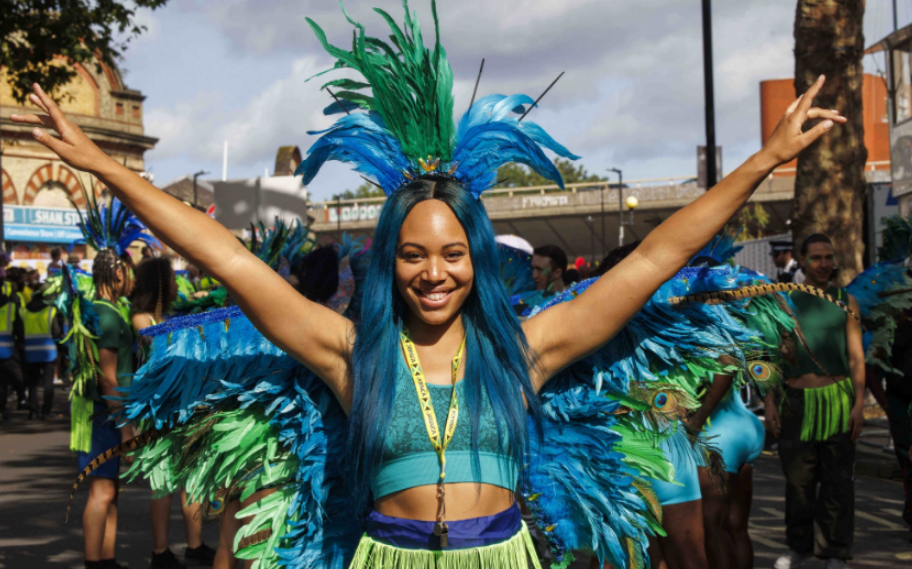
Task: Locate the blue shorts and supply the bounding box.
[706,389,765,474]
[647,434,702,506]
[76,402,121,479]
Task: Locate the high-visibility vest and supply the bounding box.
[1,282,12,296]
[21,306,57,363]
[0,302,15,359]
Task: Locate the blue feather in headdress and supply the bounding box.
[70,187,160,255]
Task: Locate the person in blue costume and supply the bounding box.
[686,235,779,569]
[698,383,764,569]
[16,2,844,567]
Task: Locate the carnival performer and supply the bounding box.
[130,257,216,568]
[766,234,865,569]
[51,188,158,569]
[688,235,778,569]
[78,249,136,569]
[17,2,843,567]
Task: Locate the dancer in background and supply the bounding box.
[131,257,215,569]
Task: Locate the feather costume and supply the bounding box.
[70,5,803,569]
[846,214,912,372]
[60,190,159,452]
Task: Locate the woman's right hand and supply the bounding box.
[9,84,115,174]
[756,75,847,170]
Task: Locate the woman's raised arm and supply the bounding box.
[524,75,846,391]
[11,84,354,409]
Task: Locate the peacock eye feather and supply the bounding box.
[747,361,772,382]
[651,391,678,413]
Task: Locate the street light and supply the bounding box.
[193,170,209,209]
[608,168,623,247]
[585,215,595,265]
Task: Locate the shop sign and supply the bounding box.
[325,202,384,223]
[3,205,84,243]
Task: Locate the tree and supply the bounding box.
[1,0,168,103]
[792,0,867,284]
[728,203,771,241]
[496,158,607,188]
[332,181,385,201]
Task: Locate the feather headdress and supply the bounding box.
[70,187,160,255]
[295,0,579,197]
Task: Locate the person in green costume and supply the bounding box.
[78,249,136,569]
[766,234,866,569]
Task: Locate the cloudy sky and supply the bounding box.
[119,0,908,201]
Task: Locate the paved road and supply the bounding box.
[2,400,911,569]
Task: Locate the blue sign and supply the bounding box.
[3,206,85,244]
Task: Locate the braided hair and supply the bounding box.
[92,249,131,300]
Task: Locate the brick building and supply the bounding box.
[1,57,157,270]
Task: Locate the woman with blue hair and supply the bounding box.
[15,3,842,567]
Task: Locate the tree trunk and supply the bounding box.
[792,0,867,285]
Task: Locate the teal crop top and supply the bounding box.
[369,359,518,499]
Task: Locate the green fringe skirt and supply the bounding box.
[349,520,541,569]
[797,378,855,442]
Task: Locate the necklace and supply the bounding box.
[400,327,466,548]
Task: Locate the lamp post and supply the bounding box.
[608,168,623,247]
[586,215,595,264]
[193,170,209,210]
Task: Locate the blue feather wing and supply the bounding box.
[121,307,360,569]
[845,260,912,371]
[521,266,784,568]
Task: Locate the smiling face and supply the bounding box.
[395,200,474,327]
[801,241,835,287]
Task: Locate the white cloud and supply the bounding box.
[135,0,903,200]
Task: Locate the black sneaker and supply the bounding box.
[184,543,216,567]
[101,560,128,569]
[151,549,185,569]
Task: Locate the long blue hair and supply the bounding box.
[348,175,542,510]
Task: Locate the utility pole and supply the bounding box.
[599,183,606,258]
[608,168,623,247]
[701,0,718,189]
[894,0,898,30]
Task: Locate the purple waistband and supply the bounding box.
[366,503,521,550]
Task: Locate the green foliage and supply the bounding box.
[332,181,386,201]
[1,0,169,103]
[496,158,607,188]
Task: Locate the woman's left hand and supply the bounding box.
[758,75,847,169]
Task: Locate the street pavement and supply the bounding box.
[2,396,911,569]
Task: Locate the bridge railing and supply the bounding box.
[306,161,892,227]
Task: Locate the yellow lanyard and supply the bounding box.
[400,327,466,547]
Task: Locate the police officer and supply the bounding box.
[0,276,26,422]
[20,285,64,419]
[771,240,803,283]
